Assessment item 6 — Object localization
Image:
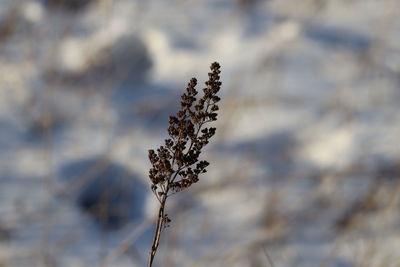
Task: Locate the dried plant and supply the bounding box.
[147,62,222,266]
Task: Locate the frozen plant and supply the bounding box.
[147,62,222,266]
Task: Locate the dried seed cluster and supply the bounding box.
[148,62,221,201]
[147,62,222,267]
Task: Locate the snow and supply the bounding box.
[0,0,399,266]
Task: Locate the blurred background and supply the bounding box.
[0,0,400,266]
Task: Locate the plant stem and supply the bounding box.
[148,193,168,267]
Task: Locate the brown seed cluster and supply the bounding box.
[147,62,221,267]
[148,62,221,202]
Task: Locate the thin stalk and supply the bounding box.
[148,193,168,267]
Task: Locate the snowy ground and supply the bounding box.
[0,0,400,266]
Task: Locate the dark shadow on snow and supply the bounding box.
[60,157,147,230]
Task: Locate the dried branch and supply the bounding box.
[147,62,222,266]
